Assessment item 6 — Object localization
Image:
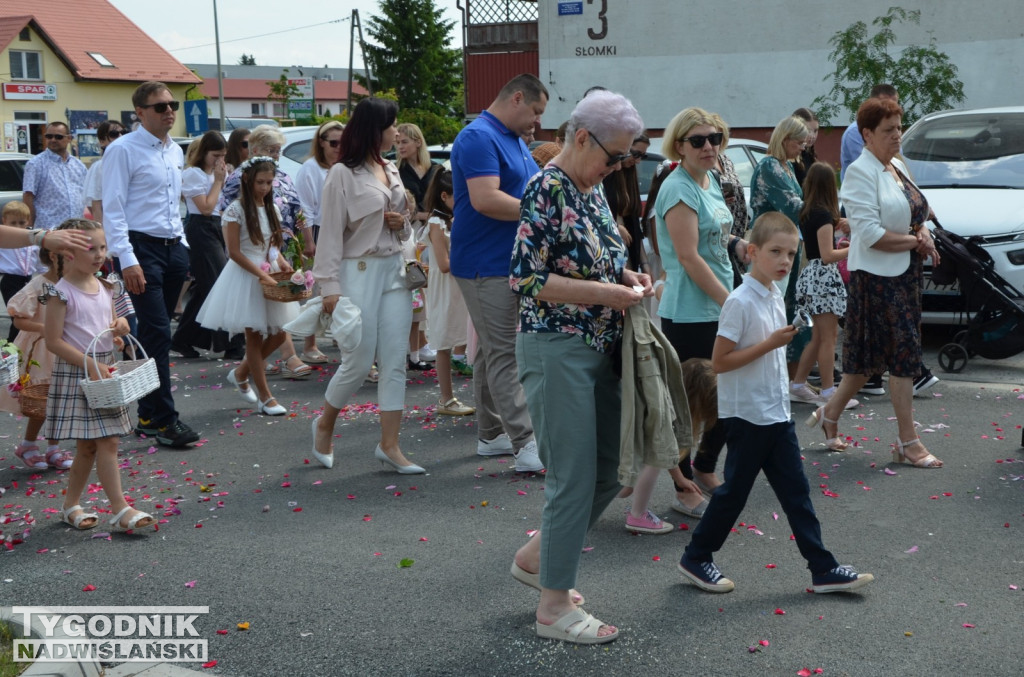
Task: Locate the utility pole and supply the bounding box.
[213,0,225,132]
[347,9,374,116]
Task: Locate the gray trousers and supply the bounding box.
[517,332,621,591]
[455,275,534,449]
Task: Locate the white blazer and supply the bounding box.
[839,149,918,277]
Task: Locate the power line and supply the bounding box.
[168,17,349,52]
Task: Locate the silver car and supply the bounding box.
[0,152,31,212]
[901,107,1024,323]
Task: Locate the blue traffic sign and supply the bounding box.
[185,100,209,135]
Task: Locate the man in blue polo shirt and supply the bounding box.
[450,73,547,473]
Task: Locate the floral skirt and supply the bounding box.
[795,259,847,317]
[842,254,923,378]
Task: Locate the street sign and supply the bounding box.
[185,100,209,135]
[288,99,313,119]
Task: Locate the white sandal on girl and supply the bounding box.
[108,506,156,532]
[60,504,99,530]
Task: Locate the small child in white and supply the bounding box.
[678,212,873,594]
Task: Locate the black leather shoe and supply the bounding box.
[171,342,200,358]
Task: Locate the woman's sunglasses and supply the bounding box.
[680,132,724,149]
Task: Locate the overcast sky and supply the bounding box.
[109,0,464,71]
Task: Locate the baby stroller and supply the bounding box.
[929,219,1024,373]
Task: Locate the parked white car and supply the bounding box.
[901,107,1024,323]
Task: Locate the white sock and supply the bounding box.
[409,350,419,362]
[452,353,466,362]
[821,386,837,397]
[790,382,806,389]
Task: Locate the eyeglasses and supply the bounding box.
[680,132,724,149]
[44,134,69,140]
[324,139,341,148]
[107,130,123,139]
[139,100,181,113]
[589,132,631,167]
[630,150,648,160]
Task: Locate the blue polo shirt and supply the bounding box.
[450,110,539,279]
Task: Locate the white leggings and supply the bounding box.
[323,254,412,412]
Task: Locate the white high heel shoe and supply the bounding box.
[311,416,333,469]
[259,397,287,416]
[226,368,257,404]
[374,444,424,474]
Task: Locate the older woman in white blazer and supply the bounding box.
[309,98,424,474]
[808,97,942,469]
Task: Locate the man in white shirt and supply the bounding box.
[102,81,199,448]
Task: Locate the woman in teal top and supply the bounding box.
[654,107,745,509]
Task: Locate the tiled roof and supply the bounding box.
[199,78,368,100]
[0,0,200,84]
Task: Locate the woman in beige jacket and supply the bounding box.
[309,98,423,474]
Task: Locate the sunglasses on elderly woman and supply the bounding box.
[139,100,181,113]
[680,132,724,149]
[589,132,631,167]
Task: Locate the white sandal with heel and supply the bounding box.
[892,438,943,468]
[805,407,848,451]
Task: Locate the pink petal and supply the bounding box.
[184,580,197,588]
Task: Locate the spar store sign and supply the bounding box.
[3,83,57,100]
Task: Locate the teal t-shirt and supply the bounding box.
[654,166,734,323]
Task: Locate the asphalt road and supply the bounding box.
[1,325,1022,677]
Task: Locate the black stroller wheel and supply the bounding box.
[938,343,969,373]
[952,329,977,357]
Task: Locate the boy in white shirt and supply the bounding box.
[678,212,874,595]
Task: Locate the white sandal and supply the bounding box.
[60,504,99,530]
[892,438,943,468]
[109,506,156,532]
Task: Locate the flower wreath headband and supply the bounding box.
[655,160,679,178]
[238,155,278,173]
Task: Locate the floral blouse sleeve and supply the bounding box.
[273,170,305,240]
[750,156,803,225]
[719,153,749,237]
[510,166,627,353]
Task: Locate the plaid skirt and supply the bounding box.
[42,353,132,440]
[842,253,923,378]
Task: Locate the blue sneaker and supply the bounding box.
[811,565,874,593]
[678,555,735,593]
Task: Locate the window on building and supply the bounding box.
[19,28,30,41]
[251,102,265,116]
[9,51,42,80]
[14,111,46,121]
[87,52,114,67]
[271,102,286,118]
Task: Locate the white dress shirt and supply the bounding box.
[294,157,329,226]
[101,126,187,268]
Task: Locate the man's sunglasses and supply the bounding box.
[44,134,69,140]
[139,101,181,113]
[680,132,724,149]
[590,132,631,167]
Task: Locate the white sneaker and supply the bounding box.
[419,343,437,362]
[514,440,544,472]
[477,434,514,457]
[790,383,827,405]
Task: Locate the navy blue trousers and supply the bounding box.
[683,417,839,574]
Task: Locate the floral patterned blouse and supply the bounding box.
[510,165,628,354]
[218,168,305,240]
[719,153,749,237]
[749,156,803,226]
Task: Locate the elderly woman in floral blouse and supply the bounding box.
[508,90,650,646]
[218,124,315,377]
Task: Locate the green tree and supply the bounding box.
[267,70,301,119]
[362,0,463,117]
[239,53,256,66]
[812,7,965,126]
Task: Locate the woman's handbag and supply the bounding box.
[404,260,428,290]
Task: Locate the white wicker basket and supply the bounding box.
[79,330,159,409]
[0,351,18,387]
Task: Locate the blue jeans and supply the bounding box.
[683,417,839,573]
[121,233,189,427]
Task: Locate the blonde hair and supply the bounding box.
[661,107,717,161]
[2,200,30,222]
[310,120,344,168]
[248,124,285,155]
[709,112,731,151]
[396,123,430,169]
[766,116,808,162]
[749,212,798,247]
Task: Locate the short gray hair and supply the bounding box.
[566,90,643,142]
[249,124,285,154]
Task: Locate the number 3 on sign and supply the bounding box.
[587,0,607,40]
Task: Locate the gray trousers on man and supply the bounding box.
[455,275,534,450]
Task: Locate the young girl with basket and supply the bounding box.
[420,169,475,417]
[41,219,156,531]
[197,157,299,416]
[2,243,69,469]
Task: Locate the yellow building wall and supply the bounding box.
[1,26,193,156]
